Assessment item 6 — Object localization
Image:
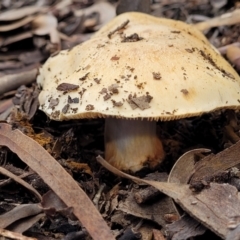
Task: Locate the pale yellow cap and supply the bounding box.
[37,12,240,121]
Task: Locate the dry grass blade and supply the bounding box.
[0,167,42,201]
[194,9,240,31]
[0,123,114,240]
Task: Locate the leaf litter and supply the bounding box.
[1,0,240,239]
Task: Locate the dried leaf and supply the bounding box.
[41,190,75,219]
[167,215,206,240]
[0,228,37,240]
[190,141,240,185]
[210,0,227,9]
[8,213,45,234]
[0,204,42,228]
[1,30,33,46]
[0,99,13,114]
[116,0,151,15]
[0,6,47,21]
[152,229,166,240]
[0,16,35,32]
[226,45,240,71]
[118,192,178,226]
[194,9,240,31]
[0,123,114,240]
[74,1,116,30]
[0,167,42,200]
[0,65,38,96]
[31,14,60,45]
[96,155,240,239]
[168,149,211,184]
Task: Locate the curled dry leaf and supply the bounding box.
[0,65,38,96]
[226,45,240,71]
[0,166,42,201]
[0,6,48,21]
[116,0,151,15]
[166,214,206,239]
[218,42,240,55]
[9,213,45,234]
[168,148,211,184]
[0,99,13,114]
[96,155,240,239]
[0,204,42,229]
[190,140,240,186]
[54,0,73,11]
[194,9,240,31]
[0,16,35,32]
[2,31,33,47]
[118,191,179,227]
[31,14,60,45]
[74,1,116,30]
[41,190,75,220]
[210,0,227,10]
[0,228,37,240]
[0,123,114,240]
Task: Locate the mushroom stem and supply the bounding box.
[104,118,165,172]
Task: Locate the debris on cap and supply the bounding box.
[37,12,240,121]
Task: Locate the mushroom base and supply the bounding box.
[105,118,165,172]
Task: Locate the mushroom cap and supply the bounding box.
[37,12,240,121]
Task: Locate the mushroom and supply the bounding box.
[37,12,240,172]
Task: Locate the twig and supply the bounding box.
[93,183,106,209]
[0,166,42,201]
[108,20,129,39]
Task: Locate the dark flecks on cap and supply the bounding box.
[57,83,79,92]
[122,33,143,42]
[62,104,70,114]
[171,31,181,34]
[111,55,120,61]
[48,98,59,109]
[99,88,108,94]
[152,72,161,80]
[185,48,194,53]
[68,95,79,103]
[51,110,60,119]
[104,93,111,101]
[126,66,135,72]
[79,72,89,81]
[112,100,123,107]
[108,84,119,93]
[79,88,86,98]
[181,89,189,95]
[127,93,153,110]
[85,104,94,111]
[71,108,78,113]
[94,78,101,84]
[199,50,235,80]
